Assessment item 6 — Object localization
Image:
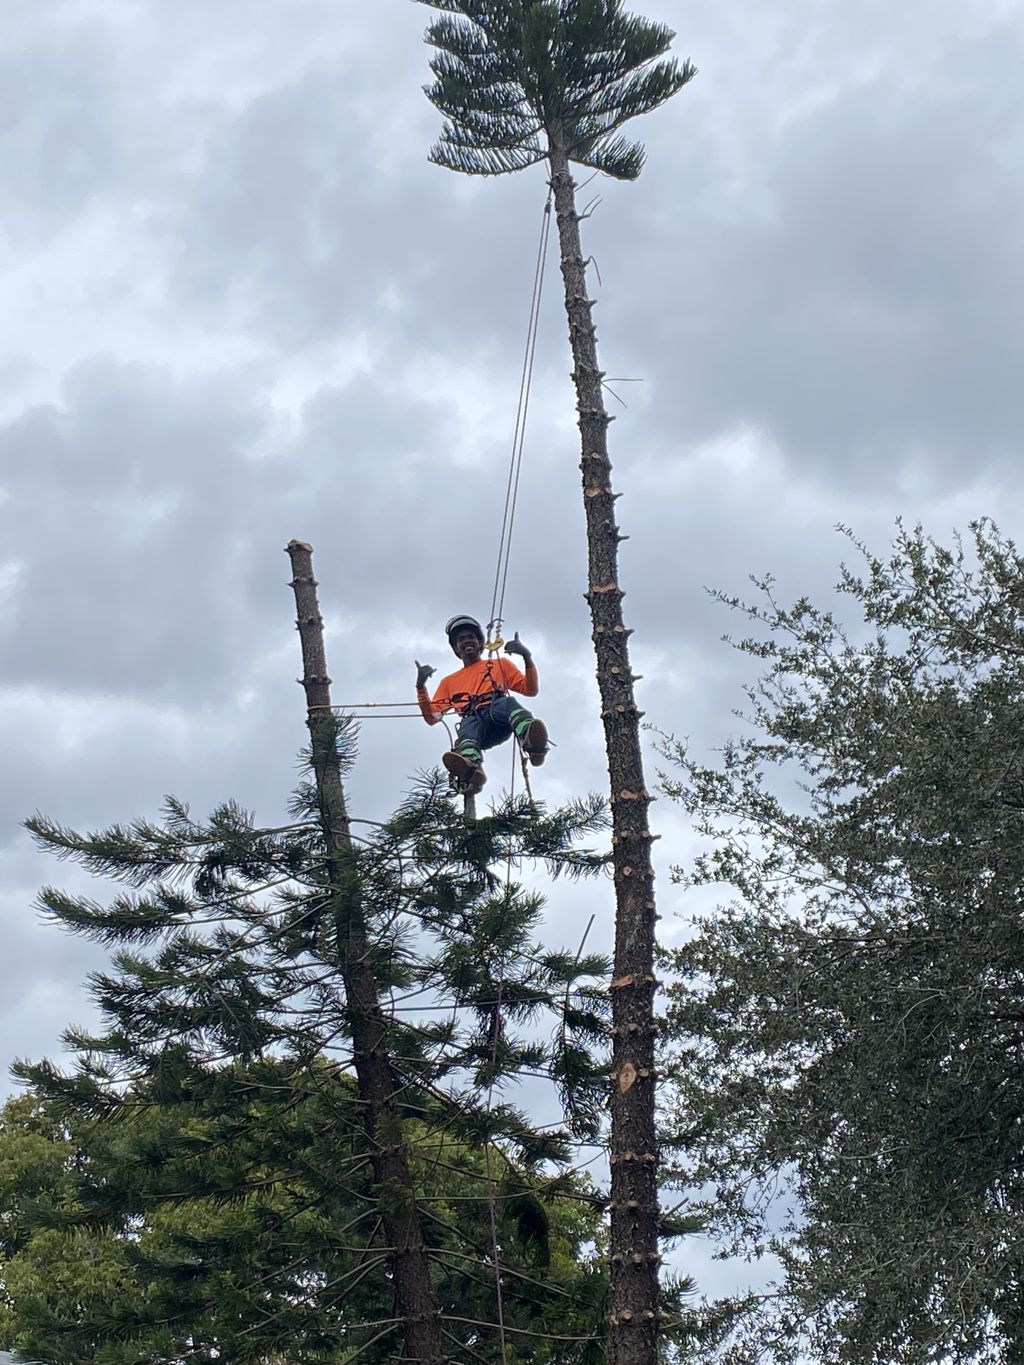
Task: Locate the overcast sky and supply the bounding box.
[2,0,1022,1304]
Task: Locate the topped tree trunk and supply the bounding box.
[547,136,661,1358]
[18,535,617,1361]
[285,540,445,1365]
[417,6,695,1363]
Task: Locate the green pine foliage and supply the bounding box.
[418,0,695,178]
[660,521,1024,1364]
[23,778,611,1140]
[13,767,617,1362]
[0,1080,607,1365]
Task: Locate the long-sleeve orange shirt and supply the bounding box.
[418,656,538,723]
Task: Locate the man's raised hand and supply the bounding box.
[415,660,436,689]
[504,632,530,659]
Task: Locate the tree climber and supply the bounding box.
[415,615,549,795]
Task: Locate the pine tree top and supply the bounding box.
[418,0,695,178]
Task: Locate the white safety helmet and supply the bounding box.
[445,615,485,655]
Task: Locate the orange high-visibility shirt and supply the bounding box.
[427,656,538,717]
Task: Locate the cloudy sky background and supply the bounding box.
[2,0,1022,1301]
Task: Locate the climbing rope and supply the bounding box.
[486,191,553,649]
[485,977,509,1365]
[310,193,554,839]
[294,197,560,1363]
[481,738,523,1365]
[309,701,456,748]
[325,701,421,709]
[518,745,537,808]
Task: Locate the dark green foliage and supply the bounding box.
[0,1080,607,1365]
[418,0,695,178]
[23,779,611,1145]
[13,764,619,1362]
[660,521,1024,1364]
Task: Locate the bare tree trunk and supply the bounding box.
[285,540,445,1365]
[544,152,661,1365]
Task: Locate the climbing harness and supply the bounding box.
[472,191,556,1334]
[466,191,554,814]
[293,192,581,1361]
[324,190,554,822]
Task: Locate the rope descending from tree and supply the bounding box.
[518,744,537,808]
[481,738,524,1365]
[486,192,553,650]
[312,195,553,848]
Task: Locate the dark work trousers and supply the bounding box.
[454,694,535,765]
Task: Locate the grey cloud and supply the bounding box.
[0,359,275,697]
[608,20,1024,480]
[166,56,563,374]
[0,17,172,243]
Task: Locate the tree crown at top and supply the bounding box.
[418,0,695,178]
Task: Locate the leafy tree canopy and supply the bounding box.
[10,753,622,1362]
[418,0,695,178]
[0,1077,607,1365]
[660,521,1024,1364]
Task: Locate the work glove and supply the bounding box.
[415,660,436,690]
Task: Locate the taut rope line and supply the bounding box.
[486,192,553,647]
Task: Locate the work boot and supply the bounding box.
[521,719,549,767]
[443,751,487,793]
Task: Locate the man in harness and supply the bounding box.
[415,615,549,795]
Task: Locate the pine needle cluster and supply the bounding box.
[418,0,695,178]
[13,769,615,1362]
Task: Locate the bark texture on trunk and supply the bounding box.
[545,152,661,1365]
[285,540,445,1365]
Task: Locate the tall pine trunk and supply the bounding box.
[546,147,661,1365]
[285,540,444,1365]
